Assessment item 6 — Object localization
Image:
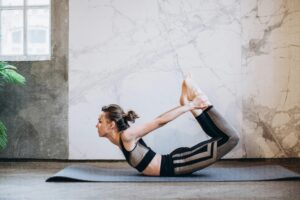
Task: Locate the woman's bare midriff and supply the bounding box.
[141,154,162,176]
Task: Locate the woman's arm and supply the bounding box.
[125,103,195,140]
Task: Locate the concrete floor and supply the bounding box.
[0,159,300,200]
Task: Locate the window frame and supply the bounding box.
[0,0,51,61]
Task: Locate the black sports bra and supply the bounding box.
[119,134,156,172]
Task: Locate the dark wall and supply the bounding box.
[0,0,68,159]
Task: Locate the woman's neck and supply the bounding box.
[107,131,122,147]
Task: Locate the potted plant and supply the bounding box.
[0,61,26,150]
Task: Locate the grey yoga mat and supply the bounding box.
[46,164,300,182]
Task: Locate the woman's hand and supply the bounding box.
[187,97,208,110]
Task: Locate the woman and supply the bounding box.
[96,76,240,177]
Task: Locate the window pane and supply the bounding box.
[1,0,23,6]
[27,9,50,55]
[27,0,50,6]
[1,10,24,55]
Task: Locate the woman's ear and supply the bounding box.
[110,121,116,130]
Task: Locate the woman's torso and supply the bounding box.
[119,134,162,176]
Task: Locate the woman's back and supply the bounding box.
[119,134,157,173]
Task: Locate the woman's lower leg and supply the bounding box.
[196,106,239,160]
[179,76,240,160]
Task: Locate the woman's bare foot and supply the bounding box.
[179,78,203,117]
[185,74,211,106]
[185,74,199,101]
[180,79,189,106]
[184,74,212,117]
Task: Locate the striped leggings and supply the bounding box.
[160,105,240,176]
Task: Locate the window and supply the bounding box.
[0,0,51,61]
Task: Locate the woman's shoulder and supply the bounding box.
[120,130,141,151]
[121,129,140,143]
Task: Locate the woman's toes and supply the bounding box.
[185,77,200,91]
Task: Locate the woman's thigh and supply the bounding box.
[170,138,219,175]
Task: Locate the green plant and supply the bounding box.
[0,61,26,150]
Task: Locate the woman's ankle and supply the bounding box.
[191,109,203,118]
[191,105,213,118]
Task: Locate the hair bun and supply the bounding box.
[124,110,139,123]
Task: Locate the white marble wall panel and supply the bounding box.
[69,0,300,159]
[69,0,242,159]
[241,0,300,157]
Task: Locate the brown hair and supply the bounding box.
[101,104,139,131]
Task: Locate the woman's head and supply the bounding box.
[96,104,139,137]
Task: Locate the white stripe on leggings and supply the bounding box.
[173,141,218,175]
[173,143,211,164]
[171,138,218,159]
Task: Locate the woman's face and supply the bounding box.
[96,111,112,137]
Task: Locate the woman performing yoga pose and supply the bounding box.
[96,75,240,176]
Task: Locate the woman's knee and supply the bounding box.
[231,134,240,148]
[229,126,240,146]
[227,133,240,150]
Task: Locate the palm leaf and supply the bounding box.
[0,61,25,151]
[0,61,26,85]
[0,120,7,150]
